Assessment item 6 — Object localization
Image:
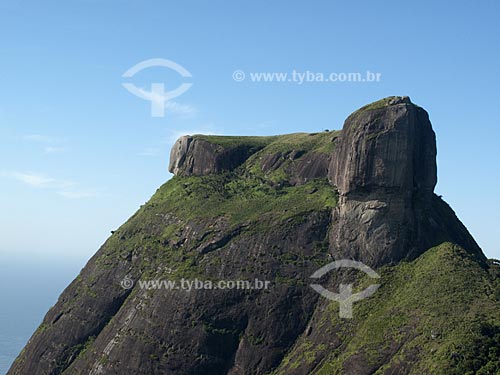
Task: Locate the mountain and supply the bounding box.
[9,97,500,375]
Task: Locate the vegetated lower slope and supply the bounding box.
[274,243,500,375]
[8,97,500,375]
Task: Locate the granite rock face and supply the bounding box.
[329,96,437,196]
[326,96,481,266]
[168,135,266,176]
[329,97,435,265]
[258,150,332,185]
[8,97,491,375]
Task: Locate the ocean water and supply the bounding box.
[0,255,83,375]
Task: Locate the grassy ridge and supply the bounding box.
[274,243,500,374]
[194,131,340,154]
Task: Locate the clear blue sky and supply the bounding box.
[0,0,499,264]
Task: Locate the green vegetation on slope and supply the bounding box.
[95,171,337,279]
[150,173,337,225]
[274,243,500,375]
[355,97,397,112]
[192,134,278,149]
[195,131,340,155]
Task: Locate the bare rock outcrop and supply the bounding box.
[327,96,482,265]
[169,136,265,176]
[329,96,436,195]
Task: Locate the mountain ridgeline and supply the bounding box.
[9,97,500,375]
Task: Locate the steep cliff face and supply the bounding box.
[9,97,498,375]
[330,96,436,195]
[168,135,268,176]
[327,96,482,266]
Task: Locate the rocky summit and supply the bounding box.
[9,97,500,375]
